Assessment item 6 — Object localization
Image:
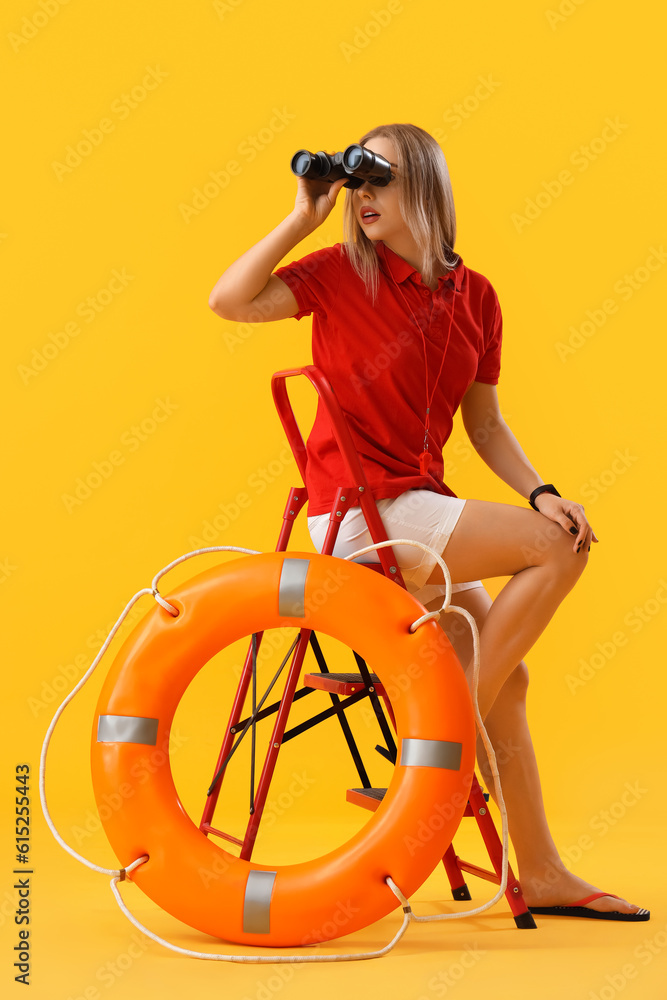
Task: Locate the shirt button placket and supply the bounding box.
[429,297,435,333]
[422,287,434,333]
[432,292,447,342]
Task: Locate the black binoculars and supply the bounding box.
[290,144,393,188]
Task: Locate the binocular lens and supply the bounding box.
[344,147,363,170]
[291,150,331,179]
[292,151,313,176]
[291,149,347,181]
[342,144,392,185]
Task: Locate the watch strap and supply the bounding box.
[529,484,561,510]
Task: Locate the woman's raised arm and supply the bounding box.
[208,175,348,323]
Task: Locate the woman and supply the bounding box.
[209,123,647,921]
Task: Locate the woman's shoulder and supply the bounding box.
[273,243,348,315]
[460,259,496,287]
[285,241,345,265]
[459,260,501,307]
[275,241,345,279]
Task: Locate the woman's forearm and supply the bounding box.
[472,418,544,500]
[208,210,313,313]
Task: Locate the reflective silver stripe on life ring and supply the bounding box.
[400,737,463,771]
[243,870,277,934]
[96,715,159,745]
[278,558,310,618]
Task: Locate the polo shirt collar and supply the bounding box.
[375,240,465,292]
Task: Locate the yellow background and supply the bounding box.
[2,0,665,997]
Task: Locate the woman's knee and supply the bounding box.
[523,515,589,582]
[547,527,589,584]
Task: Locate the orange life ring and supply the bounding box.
[91,551,475,947]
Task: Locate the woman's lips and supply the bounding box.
[361,210,381,226]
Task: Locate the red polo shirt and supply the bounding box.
[274,240,502,516]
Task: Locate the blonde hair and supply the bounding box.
[342,123,458,302]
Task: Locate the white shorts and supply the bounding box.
[307,489,483,608]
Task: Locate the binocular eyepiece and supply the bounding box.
[290,144,393,188]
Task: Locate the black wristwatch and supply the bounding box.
[529,484,561,510]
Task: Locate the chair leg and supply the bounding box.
[441,843,472,900]
[467,775,536,929]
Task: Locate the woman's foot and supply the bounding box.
[520,863,646,915]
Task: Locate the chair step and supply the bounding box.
[347,785,489,816]
[346,787,387,812]
[304,672,385,696]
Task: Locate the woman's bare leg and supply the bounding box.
[427,585,643,913]
[423,499,589,720]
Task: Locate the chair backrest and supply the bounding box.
[271,365,406,588]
